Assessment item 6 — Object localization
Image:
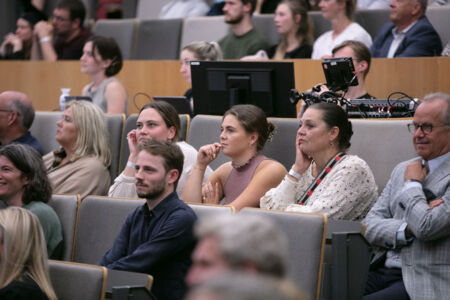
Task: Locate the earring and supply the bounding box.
[329,141,334,146]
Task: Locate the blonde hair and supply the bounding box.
[182,41,223,61]
[66,100,111,166]
[0,207,57,300]
[273,0,313,60]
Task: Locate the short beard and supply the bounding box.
[136,180,166,200]
[225,13,244,25]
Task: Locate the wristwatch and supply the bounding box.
[288,168,302,180]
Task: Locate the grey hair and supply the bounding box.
[413,0,427,14]
[186,272,307,300]
[422,92,450,126]
[10,98,35,130]
[195,215,288,277]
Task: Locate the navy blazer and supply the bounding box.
[371,16,442,57]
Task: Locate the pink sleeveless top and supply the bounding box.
[222,154,269,205]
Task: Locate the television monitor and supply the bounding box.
[190,61,296,117]
[322,57,358,92]
[153,96,192,115]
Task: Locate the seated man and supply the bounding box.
[100,139,197,300]
[218,0,269,59]
[32,0,91,61]
[363,92,450,299]
[108,101,213,198]
[186,214,288,286]
[0,91,43,155]
[371,0,442,57]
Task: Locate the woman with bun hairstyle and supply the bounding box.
[183,104,286,211]
[261,103,377,220]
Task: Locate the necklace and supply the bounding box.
[231,153,257,170]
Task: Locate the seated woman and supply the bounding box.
[109,101,213,198]
[180,41,222,113]
[0,11,47,60]
[267,0,313,59]
[261,103,378,220]
[311,0,372,59]
[0,207,57,300]
[183,104,286,211]
[43,100,111,198]
[81,35,128,114]
[0,144,63,259]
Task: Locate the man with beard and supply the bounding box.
[218,0,269,59]
[99,139,197,300]
[32,0,91,60]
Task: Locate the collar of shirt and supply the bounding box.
[392,19,418,37]
[141,191,179,219]
[426,151,450,175]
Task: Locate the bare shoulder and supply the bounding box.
[257,159,287,174]
[212,162,233,183]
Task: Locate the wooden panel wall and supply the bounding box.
[1,57,449,114]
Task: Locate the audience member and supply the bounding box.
[100,139,197,300]
[0,91,43,155]
[187,272,307,300]
[43,100,111,198]
[183,104,286,210]
[428,0,449,5]
[0,207,57,300]
[442,41,450,56]
[363,92,450,300]
[32,0,91,61]
[218,0,269,59]
[159,0,210,19]
[0,11,47,59]
[81,35,128,114]
[186,214,288,286]
[357,0,390,9]
[311,0,372,59]
[109,101,213,198]
[267,0,313,59]
[261,103,377,220]
[180,41,223,113]
[0,144,63,260]
[371,0,442,57]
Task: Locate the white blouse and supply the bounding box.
[260,155,378,220]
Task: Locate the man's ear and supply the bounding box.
[7,111,18,126]
[167,169,179,185]
[243,2,252,14]
[71,18,81,31]
[357,60,368,74]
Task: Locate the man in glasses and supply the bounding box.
[363,92,450,300]
[0,91,43,155]
[32,0,91,61]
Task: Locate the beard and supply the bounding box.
[136,178,166,200]
[225,13,244,25]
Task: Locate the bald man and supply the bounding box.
[0,91,43,155]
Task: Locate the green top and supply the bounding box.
[23,201,63,259]
[219,28,269,59]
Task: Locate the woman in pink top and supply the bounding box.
[183,104,286,211]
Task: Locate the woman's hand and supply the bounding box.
[127,130,138,159]
[202,181,220,204]
[293,133,312,174]
[197,143,221,167]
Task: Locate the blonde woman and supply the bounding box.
[0,207,57,300]
[43,100,111,198]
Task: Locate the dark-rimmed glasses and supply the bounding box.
[407,122,446,134]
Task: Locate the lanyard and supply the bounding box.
[296,152,346,205]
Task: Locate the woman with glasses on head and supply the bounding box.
[261,102,378,220]
[0,207,57,300]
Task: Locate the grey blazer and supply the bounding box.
[364,155,450,300]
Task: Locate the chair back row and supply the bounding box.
[92,7,450,60]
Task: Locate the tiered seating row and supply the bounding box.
[92,7,450,60]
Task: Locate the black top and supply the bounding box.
[267,40,313,59]
[0,275,49,300]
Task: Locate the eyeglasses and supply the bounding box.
[407,122,447,134]
[0,109,12,113]
[52,15,71,22]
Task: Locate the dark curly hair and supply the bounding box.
[0,144,52,204]
[86,35,123,77]
[224,104,275,152]
[309,102,353,150]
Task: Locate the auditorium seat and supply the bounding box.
[118,113,190,174]
[355,9,390,39]
[349,118,416,192]
[107,114,126,180]
[253,14,279,46]
[136,0,169,19]
[180,16,228,51]
[188,203,235,220]
[239,208,326,300]
[48,194,81,261]
[73,196,144,264]
[49,260,107,300]
[427,6,450,46]
[107,269,153,297]
[30,111,62,155]
[136,19,183,60]
[188,115,228,170]
[264,117,298,170]
[92,19,139,59]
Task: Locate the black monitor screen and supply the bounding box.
[191,61,296,117]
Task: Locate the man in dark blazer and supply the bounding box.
[363,92,450,300]
[371,0,442,57]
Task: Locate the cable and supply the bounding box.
[132,92,152,111]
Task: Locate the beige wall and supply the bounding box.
[1,57,449,114]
